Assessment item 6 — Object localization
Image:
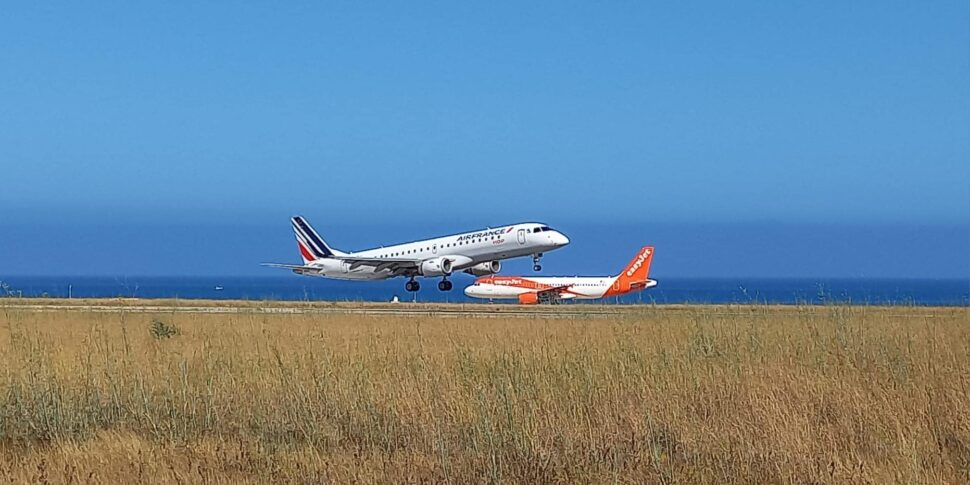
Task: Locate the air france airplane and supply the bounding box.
[263,216,570,292]
[464,246,656,304]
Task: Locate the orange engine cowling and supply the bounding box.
[517,293,539,305]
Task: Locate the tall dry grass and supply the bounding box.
[0,304,967,483]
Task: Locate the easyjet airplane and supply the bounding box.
[263,216,569,292]
[464,246,656,304]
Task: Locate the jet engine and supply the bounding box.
[419,257,454,277]
[463,261,501,276]
[517,293,539,305]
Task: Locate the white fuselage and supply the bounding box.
[304,223,568,280]
[463,245,657,303]
[464,276,658,300]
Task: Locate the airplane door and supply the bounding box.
[517,229,526,244]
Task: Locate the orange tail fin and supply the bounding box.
[620,246,654,281]
[605,246,654,296]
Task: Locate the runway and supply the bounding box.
[0,300,626,318]
[1,299,960,319]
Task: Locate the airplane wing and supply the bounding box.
[262,258,421,276]
[333,256,421,274]
[520,284,576,304]
[535,284,575,297]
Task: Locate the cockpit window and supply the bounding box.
[533,228,541,233]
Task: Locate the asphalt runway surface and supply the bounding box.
[1,300,959,319]
[2,302,627,318]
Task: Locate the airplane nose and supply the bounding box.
[552,231,570,247]
[463,286,475,297]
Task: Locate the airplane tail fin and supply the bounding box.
[607,246,655,295]
[292,216,344,263]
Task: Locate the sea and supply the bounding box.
[1,276,967,306]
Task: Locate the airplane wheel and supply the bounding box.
[438,280,453,291]
[406,281,420,292]
[533,264,542,272]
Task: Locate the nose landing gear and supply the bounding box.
[533,253,543,272]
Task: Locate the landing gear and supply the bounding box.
[533,253,543,272]
[438,279,453,291]
[405,278,421,292]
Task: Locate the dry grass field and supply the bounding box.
[0,303,967,484]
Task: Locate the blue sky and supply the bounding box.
[1,2,968,277]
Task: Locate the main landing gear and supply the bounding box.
[405,278,421,292]
[533,253,543,272]
[405,278,453,292]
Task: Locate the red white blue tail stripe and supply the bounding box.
[292,216,335,262]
